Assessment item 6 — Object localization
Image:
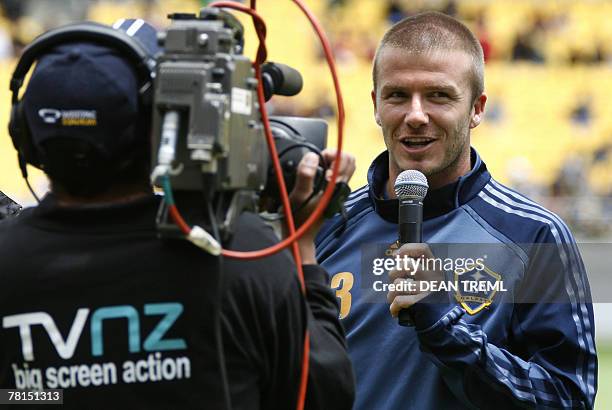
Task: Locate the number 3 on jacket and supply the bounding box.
[330,272,354,319]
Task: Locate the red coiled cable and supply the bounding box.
[169,2,345,409]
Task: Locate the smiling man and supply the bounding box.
[374,46,485,194]
[316,11,597,410]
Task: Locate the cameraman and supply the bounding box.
[0,20,354,409]
[0,191,20,220]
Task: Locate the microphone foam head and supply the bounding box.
[394,170,428,200]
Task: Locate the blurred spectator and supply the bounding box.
[506,156,542,200]
[532,13,549,34]
[484,97,505,124]
[331,30,356,64]
[511,31,544,63]
[16,0,90,33]
[569,95,593,127]
[358,32,377,62]
[307,95,335,119]
[569,44,608,65]
[441,0,458,18]
[0,22,12,59]
[266,97,305,117]
[0,0,19,57]
[0,0,93,56]
[569,49,589,65]
[386,0,405,25]
[0,0,23,21]
[327,0,347,10]
[547,154,607,235]
[475,11,492,62]
[551,155,588,197]
[593,143,611,164]
[592,44,607,64]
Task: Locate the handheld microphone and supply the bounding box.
[394,170,428,326]
[261,62,303,101]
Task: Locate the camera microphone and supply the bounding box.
[262,62,303,101]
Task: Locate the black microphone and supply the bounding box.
[394,170,428,327]
[261,62,303,101]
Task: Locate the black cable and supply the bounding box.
[208,199,221,245]
[207,198,232,410]
[25,178,41,204]
[19,157,41,204]
[277,141,325,161]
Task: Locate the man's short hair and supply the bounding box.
[372,11,485,102]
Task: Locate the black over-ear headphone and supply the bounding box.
[8,21,156,175]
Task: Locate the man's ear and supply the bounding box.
[470,92,487,129]
[371,89,381,126]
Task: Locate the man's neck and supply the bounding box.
[385,154,471,199]
[54,186,152,207]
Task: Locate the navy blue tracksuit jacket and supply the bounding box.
[316,149,597,409]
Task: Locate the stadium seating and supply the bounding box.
[0,0,610,203]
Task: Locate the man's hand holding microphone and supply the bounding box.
[388,170,447,326]
[387,243,445,319]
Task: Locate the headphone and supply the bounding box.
[8,21,156,176]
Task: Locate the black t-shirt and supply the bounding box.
[221,221,354,410]
[0,194,354,409]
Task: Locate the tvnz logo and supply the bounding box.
[2,303,186,361]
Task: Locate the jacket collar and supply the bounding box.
[367,148,490,223]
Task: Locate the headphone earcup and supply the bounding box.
[9,101,42,169]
